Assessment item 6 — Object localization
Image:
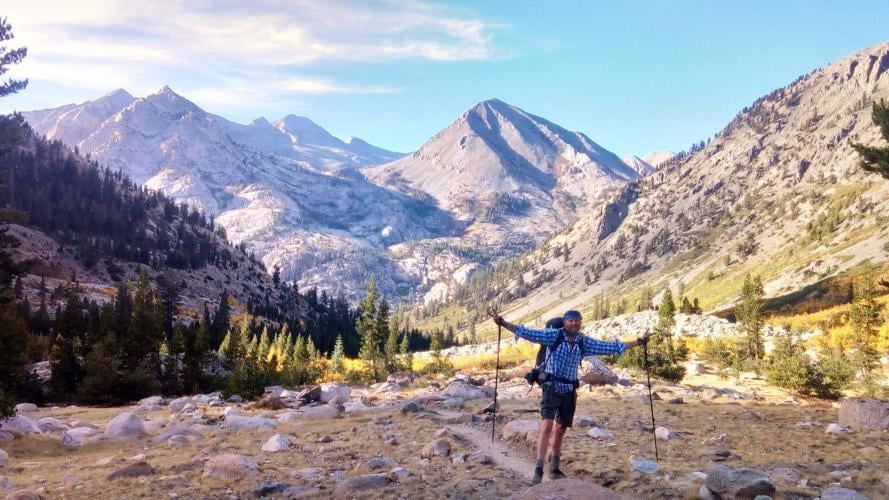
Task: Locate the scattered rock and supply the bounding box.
[226,395,243,403]
[705,465,775,499]
[281,485,322,498]
[0,476,10,489]
[468,451,493,464]
[629,455,658,474]
[253,479,292,497]
[13,404,36,414]
[261,434,292,452]
[103,412,147,440]
[826,423,852,435]
[201,454,260,480]
[576,415,597,428]
[387,372,415,387]
[107,462,153,481]
[0,415,40,437]
[442,380,491,400]
[838,398,889,431]
[3,490,43,500]
[588,427,615,440]
[421,438,450,459]
[501,420,540,443]
[302,405,340,420]
[655,426,680,440]
[343,401,368,413]
[400,401,421,414]
[277,411,300,422]
[0,449,6,467]
[668,397,684,404]
[336,473,391,492]
[293,468,325,482]
[820,486,868,500]
[769,467,800,483]
[454,479,485,493]
[36,417,68,433]
[319,383,351,404]
[390,467,411,480]
[65,426,100,440]
[0,432,12,441]
[60,431,84,447]
[317,435,332,443]
[138,396,164,410]
[438,398,463,409]
[516,478,628,499]
[250,396,288,410]
[168,397,193,413]
[358,457,398,472]
[221,415,277,430]
[706,433,728,443]
[296,386,322,403]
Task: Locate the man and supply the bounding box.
[487,307,649,484]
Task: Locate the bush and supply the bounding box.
[617,346,686,383]
[699,336,748,379]
[421,358,455,378]
[766,332,819,395]
[815,348,856,399]
[344,367,373,386]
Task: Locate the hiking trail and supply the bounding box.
[440,410,535,481]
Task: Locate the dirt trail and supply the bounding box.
[441,410,535,481]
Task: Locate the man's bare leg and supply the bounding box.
[549,422,568,478]
[532,419,554,483]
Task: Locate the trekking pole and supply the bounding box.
[491,321,502,444]
[643,340,660,462]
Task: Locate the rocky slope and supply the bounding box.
[461,40,889,326]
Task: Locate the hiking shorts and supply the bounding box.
[540,384,576,427]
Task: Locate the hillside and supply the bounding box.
[421,41,889,335]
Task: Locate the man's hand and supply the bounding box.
[638,329,651,346]
[487,306,503,326]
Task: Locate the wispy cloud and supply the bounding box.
[3,0,500,106]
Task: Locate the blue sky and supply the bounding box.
[1,1,888,157]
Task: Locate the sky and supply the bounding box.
[1,0,888,157]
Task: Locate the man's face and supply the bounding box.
[564,318,581,334]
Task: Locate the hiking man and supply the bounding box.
[487,307,650,484]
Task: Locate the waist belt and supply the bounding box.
[547,374,579,385]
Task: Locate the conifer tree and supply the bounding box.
[356,277,381,379]
[399,331,413,373]
[849,271,882,378]
[736,273,766,366]
[330,334,345,375]
[851,100,889,179]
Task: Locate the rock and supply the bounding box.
[0,449,6,467]
[387,372,414,387]
[251,395,288,410]
[60,431,84,447]
[138,396,164,409]
[438,398,463,409]
[706,433,728,443]
[454,479,485,493]
[699,484,717,500]
[421,438,450,459]
[261,434,292,452]
[358,457,398,472]
[0,432,12,441]
[576,415,597,428]
[400,401,421,413]
[103,412,147,440]
[390,467,411,480]
[107,462,153,481]
[337,473,392,492]
[36,417,68,433]
[373,382,402,394]
[451,453,466,464]
[201,454,260,480]
[480,400,498,414]
[588,427,615,439]
[769,467,800,483]
[168,397,193,413]
[294,468,325,482]
[281,485,322,498]
[253,479,292,497]
[343,401,367,413]
[226,395,243,403]
[13,404,36,414]
[706,465,775,499]
[442,380,491,400]
[319,383,351,403]
[579,356,619,385]
[701,388,723,400]
[0,476,10,489]
[221,415,277,430]
[68,420,98,429]
[0,415,40,437]
[655,426,680,440]
[302,405,340,420]
[516,478,629,499]
[277,411,301,422]
[501,419,540,443]
[66,426,100,440]
[468,451,493,464]
[838,398,889,430]
[826,423,852,434]
[296,386,322,403]
[668,397,685,404]
[629,455,658,474]
[820,486,869,500]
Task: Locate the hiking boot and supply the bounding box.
[549,468,567,480]
[531,466,543,484]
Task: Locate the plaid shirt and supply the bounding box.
[515,325,626,394]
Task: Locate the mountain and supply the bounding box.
[365,99,639,246]
[621,155,657,177]
[428,40,889,331]
[642,150,676,168]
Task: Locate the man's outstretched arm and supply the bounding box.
[487,307,559,345]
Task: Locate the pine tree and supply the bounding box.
[736,273,765,367]
[0,17,28,98]
[384,326,400,374]
[848,271,882,378]
[467,322,477,345]
[330,334,345,375]
[210,292,231,350]
[126,268,163,371]
[851,100,889,179]
[50,289,85,398]
[399,331,413,373]
[356,277,381,379]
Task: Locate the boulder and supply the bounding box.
[516,478,629,499]
[296,386,322,403]
[358,457,398,472]
[421,438,450,459]
[838,398,889,430]
[253,479,292,497]
[60,431,84,447]
[468,451,493,465]
[103,412,147,440]
[65,426,100,440]
[821,486,869,500]
[442,380,491,400]
[3,490,42,500]
[374,382,402,394]
[576,416,597,428]
[107,462,153,481]
[387,372,415,387]
[705,465,775,499]
[0,449,6,467]
[294,467,325,481]
[13,404,36,414]
[344,401,368,413]
[655,426,680,440]
[336,473,392,492]
[826,423,852,434]
[588,427,615,440]
[261,434,292,452]
[168,397,193,413]
[202,454,260,480]
[0,415,40,437]
[579,356,619,385]
[227,395,243,403]
[276,411,301,423]
[0,476,10,489]
[501,420,540,443]
[400,401,421,414]
[0,432,12,441]
[629,455,658,474]
[138,396,164,409]
[319,383,351,403]
[302,405,340,420]
[221,415,277,430]
[37,417,68,433]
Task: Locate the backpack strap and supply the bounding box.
[539,329,566,369]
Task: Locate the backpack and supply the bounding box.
[524,317,584,387]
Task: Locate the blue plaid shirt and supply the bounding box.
[515,325,626,394]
